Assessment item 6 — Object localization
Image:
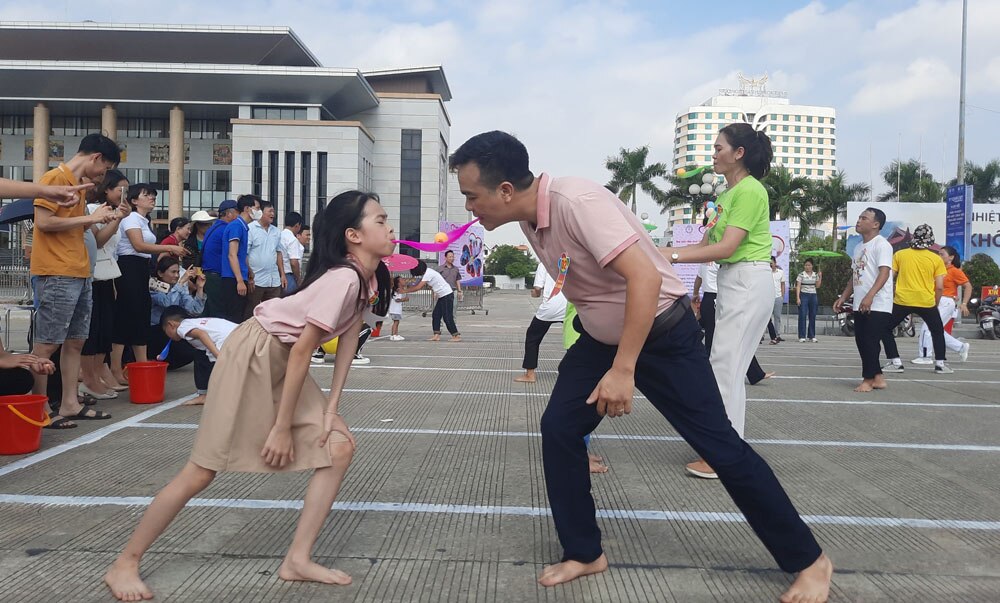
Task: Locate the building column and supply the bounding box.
[32,103,49,181]
[101,104,117,141]
[168,105,184,219]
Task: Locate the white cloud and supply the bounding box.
[849,58,957,113]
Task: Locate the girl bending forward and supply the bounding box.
[105,191,394,600]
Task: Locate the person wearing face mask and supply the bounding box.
[219,194,261,323]
[244,200,286,319]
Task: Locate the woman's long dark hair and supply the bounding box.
[940,245,962,268]
[89,169,128,205]
[293,190,391,316]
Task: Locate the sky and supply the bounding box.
[3,0,998,247]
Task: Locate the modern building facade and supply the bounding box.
[0,21,465,256]
[668,75,837,240]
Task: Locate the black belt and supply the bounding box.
[646,296,692,342]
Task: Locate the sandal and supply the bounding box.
[43,415,78,430]
[68,408,112,421]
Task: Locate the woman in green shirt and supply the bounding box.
[664,123,774,479]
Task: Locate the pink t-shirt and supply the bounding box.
[520,174,688,345]
[254,266,375,344]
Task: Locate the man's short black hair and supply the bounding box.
[284,211,304,228]
[78,133,121,166]
[410,259,428,277]
[299,223,310,232]
[159,305,191,328]
[258,199,273,210]
[237,194,261,212]
[449,131,534,190]
[864,207,887,230]
[444,250,454,257]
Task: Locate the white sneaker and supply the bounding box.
[910,357,934,365]
[881,362,905,373]
[389,335,405,341]
[798,338,806,343]
[352,354,371,366]
[311,351,326,364]
[810,338,818,343]
[78,384,118,400]
[960,342,970,362]
[935,363,954,374]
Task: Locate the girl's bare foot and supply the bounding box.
[278,558,352,585]
[780,553,833,603]
[428,335,441,342]
[853,379,874,393]
[588,453,602,463]
[514,370,536,383]
[449,335,462,342]
[538,554,608,586]
[104,559,154,601]
[872,375,888,390]
[589,456,608,473]
[763,371,776,379]
[182,394,207,406]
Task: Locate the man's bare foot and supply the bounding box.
[538,554,608,586]
[872,375,888,390]
[589,454,608,474]
[428,335,441,342]
[853,379,874,393]
[514,371,536,383]
[183,394,207,406]
[588,453,603,463]
[449,335,461,342]
[764,371,776,379]
[780,553,833,603]
[104,559,154,601]
[278,558,352,585]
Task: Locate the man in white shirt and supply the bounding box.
[834,208,895,393]
[515,265,567,383]
[245,200,284,319]
[768,257,786,343]
[280,211,305,294]
[404,261,461,341]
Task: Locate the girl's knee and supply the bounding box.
[327,440,354,463]
[182,462,217,490]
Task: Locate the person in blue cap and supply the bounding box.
[201,199,239,320]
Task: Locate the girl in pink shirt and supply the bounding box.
[105,191,394,601]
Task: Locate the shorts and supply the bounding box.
[33,275,92,344]
[389,313,403,321]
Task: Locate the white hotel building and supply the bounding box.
[668,79,837,240]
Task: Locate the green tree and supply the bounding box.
[945,160,1000,203]
[878,159,942,203]
[963,254,1000,300]
[808,173,871,251]
[485,244,533,276]
[656,171,717,223]
[762,166,810,222]
[790,235,851,307]
[605,146,668,214]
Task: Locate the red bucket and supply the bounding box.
[126,361,169,404]
[0,395,50,455]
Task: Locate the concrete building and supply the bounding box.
[0,21,464,256]
[668,74,837,241]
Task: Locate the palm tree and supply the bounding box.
[605,146,668,214]
[654,171,716,223]
[878,160,942,203]
[810,172,871,251]
[762,166,813,240]
[946,160,1000,203]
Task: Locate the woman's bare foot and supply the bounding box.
[780,553,833,603]
[428,335,441,342]
[182,394,207,406]
[589,454,608,474]
[104,559,154,601]
[514,370,536,383]
[853,379,874,393]
[449,335,462,342]
[278,558,352,585]
[764,371,776,379]
[538,554,608,587]
[872,375,888,390]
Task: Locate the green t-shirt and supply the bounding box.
[707,176,771,264]
[563,302,580,349]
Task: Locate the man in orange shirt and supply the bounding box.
[31,134,121,429]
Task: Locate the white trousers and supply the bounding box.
[917,297,964,356]
[710,262,773,438]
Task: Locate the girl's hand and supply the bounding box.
[261,425,295,468]
[320,413,356,450]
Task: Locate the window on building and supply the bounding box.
[317,152,328,213]
[300,152,312,225]
[268,151,279,211]
[687,134,696,141]
[251,151,262,197]
[284,151,295,218]
[400,129,423,258]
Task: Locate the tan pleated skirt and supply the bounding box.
[189,318,348,473]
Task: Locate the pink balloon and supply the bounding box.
[393,218,480,252]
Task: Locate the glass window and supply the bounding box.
[268,151,279,209]
[399,129,423,257]
[284,151,295,217]
[251,151,263,197]
[300,152,312,224]
[267,108,281,120]
[687,134,696,141]
[807,116,813,123]
[317,152,328,211]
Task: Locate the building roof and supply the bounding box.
[0,22,321,67]
[363,66,453,102]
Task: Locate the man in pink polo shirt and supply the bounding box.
[450,131,832,602]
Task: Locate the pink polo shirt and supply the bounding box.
[254,266,375,344]
[520,174,687,345]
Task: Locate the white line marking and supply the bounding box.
[0,394,197,479]
[127,424,1000,452]
[0,493,997,531]
[771,376,1000,384]
[749,398,997,409]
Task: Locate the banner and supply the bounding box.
[770,220,791,302]
[945,185,973,260]
[438,220,485,286]
[845,202,1000,267]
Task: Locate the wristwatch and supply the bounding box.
[670,252,680,263]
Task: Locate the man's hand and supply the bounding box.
[0,353,54,374]
[960,302,970,317]
[832,297,844,313]
[586,366,635,418]
[237,280,248,296]
[858,294,875,313]
[40,183,93,207]
[280,274,288,290]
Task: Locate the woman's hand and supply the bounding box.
[320,413,356,450]
[169,245,190,257]
[260,425,295,468]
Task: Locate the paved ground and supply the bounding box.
[1,290,999,602]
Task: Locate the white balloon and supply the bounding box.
[702,173,714,184]
[688,183,701,195]
[700,183,714,195]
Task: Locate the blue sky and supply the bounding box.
[3,0,997,245]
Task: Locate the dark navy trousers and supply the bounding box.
[541,311,822,573]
